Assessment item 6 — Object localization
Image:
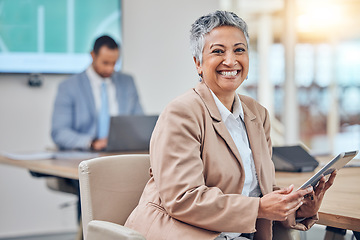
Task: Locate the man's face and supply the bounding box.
[91,46,119,78]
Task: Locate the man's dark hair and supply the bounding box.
[93,35,119,54]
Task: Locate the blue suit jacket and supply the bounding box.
[51,71,143,150]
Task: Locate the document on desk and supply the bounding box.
[1,151,99,160]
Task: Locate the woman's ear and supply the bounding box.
[193,57,202,77]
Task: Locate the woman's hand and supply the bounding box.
[296,170,337,219]
[258,184,313,221]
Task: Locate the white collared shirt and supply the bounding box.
[86,65,119,116]
[210,90,261,198]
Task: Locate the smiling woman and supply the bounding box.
[124,10,336,240]
[194,25,249,110]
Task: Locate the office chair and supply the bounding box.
[78,154,300,240]
[78,154,149,240]
[46,177,78,195]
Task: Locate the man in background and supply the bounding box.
[48,35,143,228]
[51,35,143,151]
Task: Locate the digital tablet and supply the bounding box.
[297,150,359,190]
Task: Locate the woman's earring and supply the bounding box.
[246,75,248,80]
[198,73,203,82]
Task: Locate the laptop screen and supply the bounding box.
[106,115,158,152]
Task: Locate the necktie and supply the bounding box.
[98,82,110,138]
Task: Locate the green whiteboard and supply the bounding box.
[0,0,122,73]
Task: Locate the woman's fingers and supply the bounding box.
[259,185,313,221]
[297,171,337,218]
[324,170,337,190]
[294,186,313,199]
[314,176,326,195]
[314,170,337,196]
[287,200,304,215]
[287,187,312,208]
[276,184,294,194]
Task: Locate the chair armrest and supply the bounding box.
[86,220,146,240]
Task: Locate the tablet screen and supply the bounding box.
[297,150,359,190]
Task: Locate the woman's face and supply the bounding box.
[195,25,249,97]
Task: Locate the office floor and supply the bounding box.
[0,225,355,240]
[303,224,354,240]
[0,232,76,240]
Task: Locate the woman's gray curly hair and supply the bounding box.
[190,10,249,64]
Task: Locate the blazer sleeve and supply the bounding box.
[51,81,93,150]
[150,97,260,234]
[251,100,318,233]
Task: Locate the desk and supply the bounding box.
[276,155,360,232]
[0,152,145,179]
[1,154,359,232]
[0,154,83,179]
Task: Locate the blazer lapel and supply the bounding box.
[241,99,263,186]
[80,72,97,119]
[194,82,244,169]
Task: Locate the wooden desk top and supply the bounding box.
[0,151,147,180]
[276,156,360,232]
[1,153,359,231]
[0,154,85,179]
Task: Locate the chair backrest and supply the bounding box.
[78,154,150,239]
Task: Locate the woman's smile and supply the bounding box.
[194,25,249,98]
[217,69,241,77]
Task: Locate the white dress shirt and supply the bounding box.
[211,90,261,239]
[210,90,261,197]
[86,65,119,116]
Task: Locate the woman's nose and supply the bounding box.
[222,53,237,66]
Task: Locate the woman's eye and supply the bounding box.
[235,48,245,53]
[212,49,224,54]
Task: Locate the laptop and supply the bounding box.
[106,115,158,152]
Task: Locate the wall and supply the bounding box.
[122,0,220,114]
[0,0,219,237]
[0,74,78,237]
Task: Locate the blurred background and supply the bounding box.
[0,0,359,239]
[223,0,360,157]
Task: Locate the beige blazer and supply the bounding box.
[125,81,316,240]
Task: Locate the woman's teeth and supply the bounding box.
[219,70,238,76]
